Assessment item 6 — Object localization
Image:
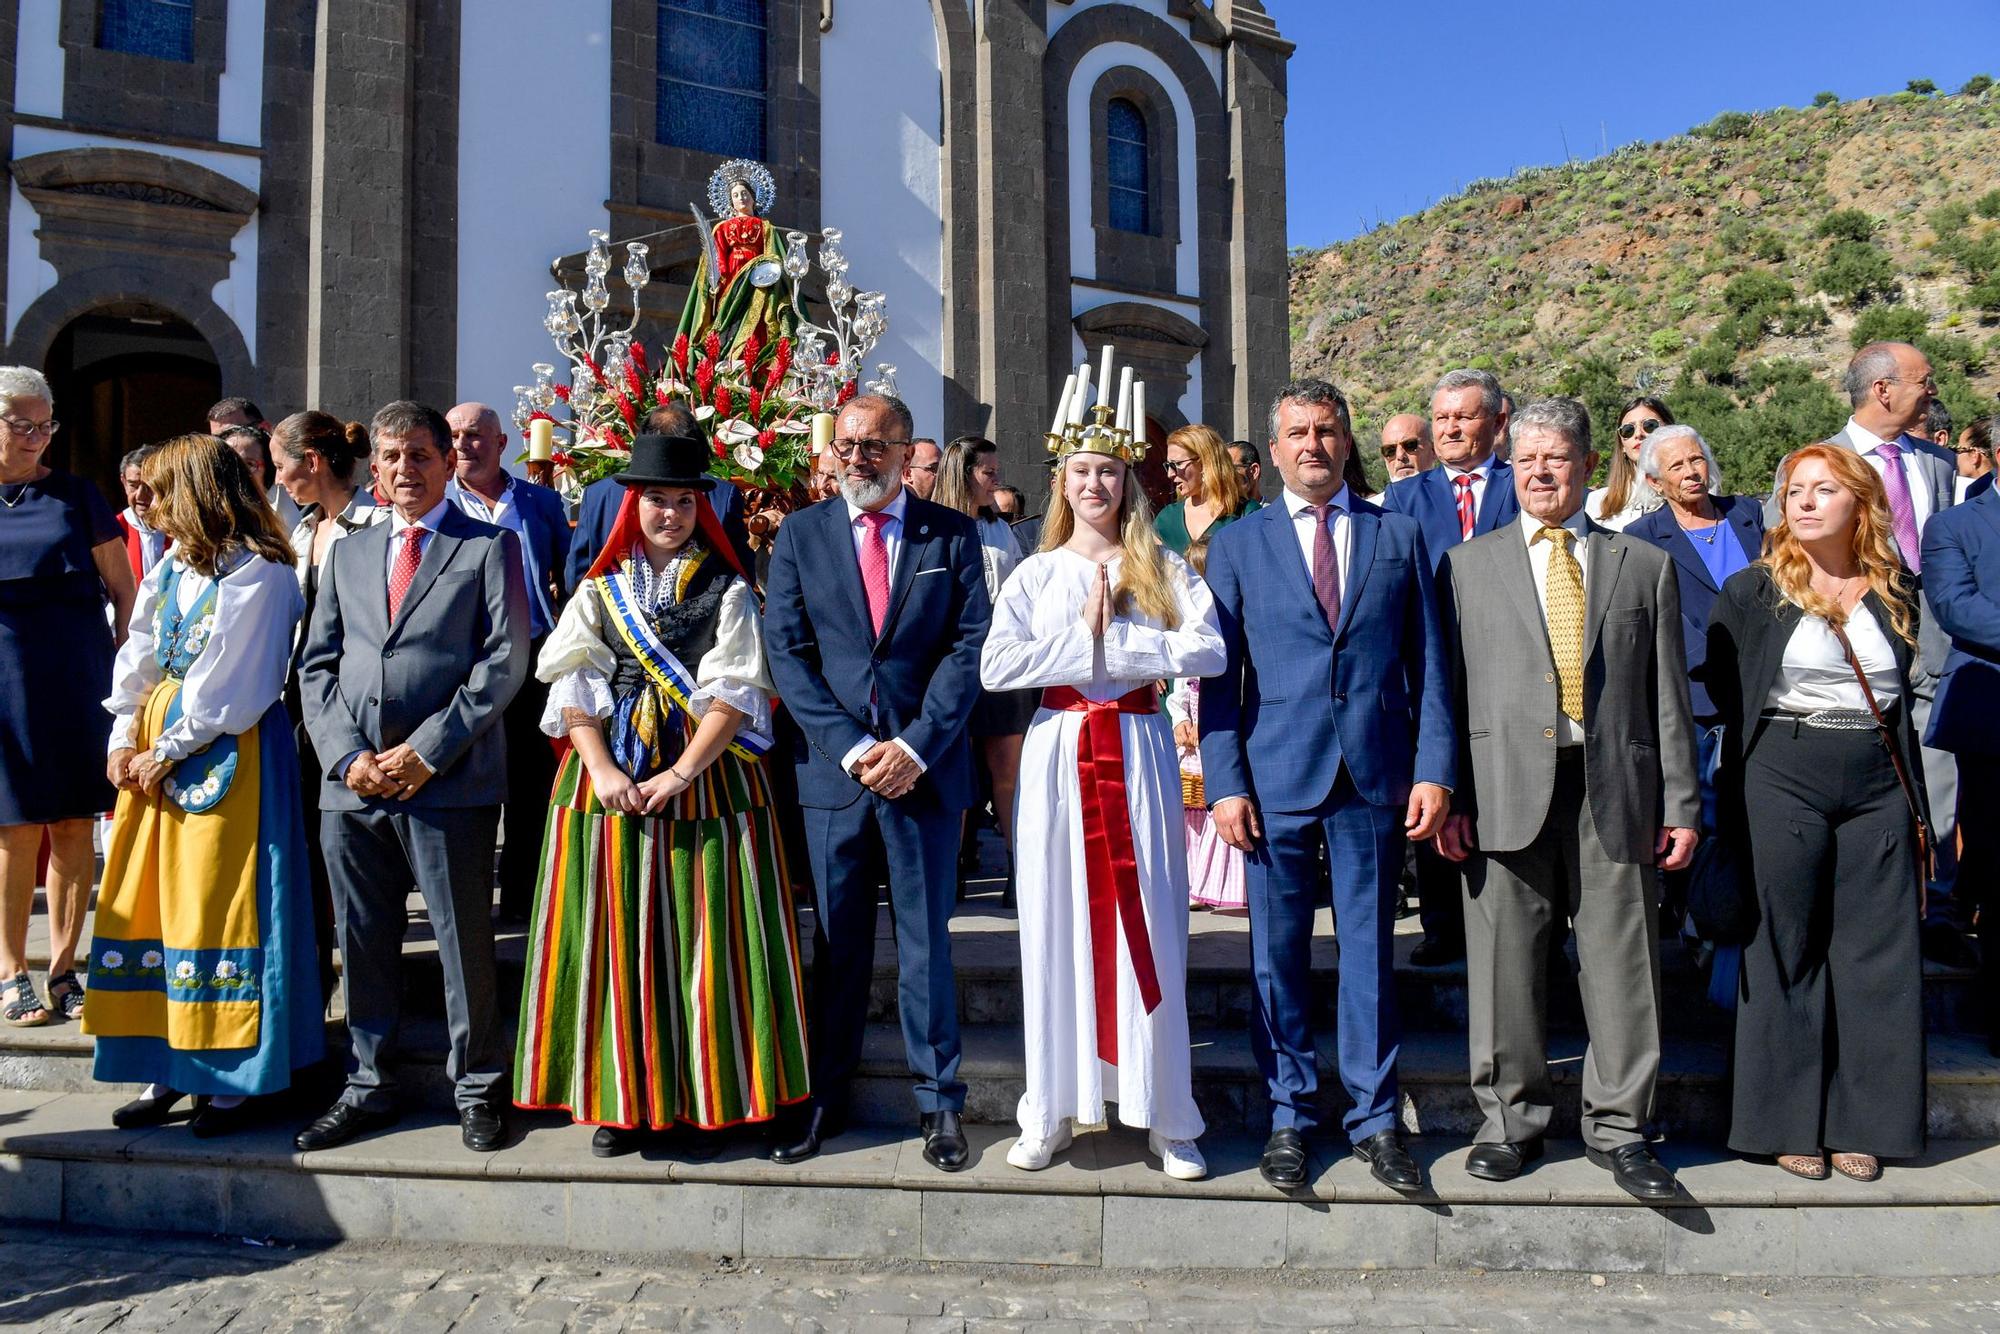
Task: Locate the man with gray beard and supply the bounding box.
[762,394,992,1172]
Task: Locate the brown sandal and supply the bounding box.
[1830,1152,1881,1182]
[1776,1153,1828,1179]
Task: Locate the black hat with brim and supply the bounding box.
[614,434,716,491]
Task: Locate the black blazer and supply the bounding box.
[1627,494,1764,719]
[1704,565,1930,841]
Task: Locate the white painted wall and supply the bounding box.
[14,0,63,118]
[1048,0,1222,89]
[6,183,59,341]
[1065,41,1200,295]
[455,0,613,434]
[819,0,946,439]
[216,0,266,146]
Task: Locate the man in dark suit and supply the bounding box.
[444,401,571,922]
[296,401,530,1154]
[1201,378,1456,1193]
[1920,483,2000,1052]
[1380,368,1521,966]
[1438,397,1699,1202]
[1767,342,1969,965]
[762,394,991,1171]
[565,403,751,589]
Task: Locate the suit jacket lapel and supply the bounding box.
[388,512,460,639]
[1977,490,2000,544]
[1583,528,1625,653]
[1261,501,1326,641]
[1652,517,1714,592]
[819,502,876,641]
[352,521,393,641]
[1493,527,1554,668]
[1726,496,1764,563]
[1476,461,1514,533]
[1334,507,1376,641]
[877,506,935,645]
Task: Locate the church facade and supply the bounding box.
[0,0,1290,493]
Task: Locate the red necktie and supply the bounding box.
[1309,501,1342,632]
[1453,473,1477,542]
[388,526,425,621]
[858,511,892,636]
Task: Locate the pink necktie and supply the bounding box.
[1309,501,1342,632]
[858,511,892,635]
[1453,473,1477,541]
[1875,440,1922,574]
[388,526,425,621]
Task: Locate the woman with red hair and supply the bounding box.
[513,434,807,1158]
[1707,442,1929,1183]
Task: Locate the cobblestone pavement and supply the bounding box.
[6,1230,2000,1332]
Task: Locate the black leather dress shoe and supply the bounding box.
[460,1104,506,1152]
[294,1101,398,1152]
[1465,1138,1544,1182]
[1260,1127,1308,1189]
[920,1110,969,1172]
[112,1087,185,1130]
[1408,936,1464,967]
[592,1126,644,1158]
[188,1098,256,1139]
[770,1105,845,1165]
[1587,1142,1677,1201]
[1352,1129,1423,1192]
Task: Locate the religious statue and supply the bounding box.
[677,158,797,372]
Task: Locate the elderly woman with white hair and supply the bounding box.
[1626,425,1765,928]
[0,366,137,1027]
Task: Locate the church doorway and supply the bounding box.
[43,305,220,507]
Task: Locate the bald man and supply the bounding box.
[1378,414,1436,482]
[444,401,571,921]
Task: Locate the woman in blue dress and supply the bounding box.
[0,366,135,1028]
[86,434,323,1135]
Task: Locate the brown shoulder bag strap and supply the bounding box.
[1827,617,1935,884]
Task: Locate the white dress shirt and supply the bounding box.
[386,498,451,581]
[1442,460,1492,531]
[1280,484,1354,598]
[837,486,926,776]
[1767,603,1900,714]
[1520,508,1593,746]
[122,507,169,573]
[1843,417,1935,535]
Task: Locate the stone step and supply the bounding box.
[2,1088,1997,1277]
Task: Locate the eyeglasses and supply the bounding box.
[1,416,58,438]
[1380,438,1424,459]
[1617,419,1662,440]
[829,438,897,461]
[1163,458,1197,476]
[1885,375,1938,391]
[907,462,940,475]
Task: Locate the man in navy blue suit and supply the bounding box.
[762,393,991,1171]
[444,402,572,921]
[1380,367,1519,967]
[1201,378,1456,1193]
[564,402,752,590]
[1921,482,2000,1053]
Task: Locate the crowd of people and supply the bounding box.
[0,339,1991,1197]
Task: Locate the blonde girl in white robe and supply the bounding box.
[980,447,1225,1180]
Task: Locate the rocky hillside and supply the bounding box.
[1290,83,2000,489]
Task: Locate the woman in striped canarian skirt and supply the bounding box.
[513,434,808,1157]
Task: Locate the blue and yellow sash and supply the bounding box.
[598,558,773,763]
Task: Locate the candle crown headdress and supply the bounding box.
[1046,347,1147,465]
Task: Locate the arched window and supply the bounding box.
[1106,97,1150,234]
[657,0,767,159]
[98,0,195,61]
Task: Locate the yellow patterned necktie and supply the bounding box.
[1537,526,1585,723]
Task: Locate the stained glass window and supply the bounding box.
[1107,98,1150,234]
[658,0,767,160]
[98,0,195,62]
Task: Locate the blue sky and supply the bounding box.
[1268,0,2000,251]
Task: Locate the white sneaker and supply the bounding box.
[1148,1131,1208,1181]
[1006,1123,1072,1170]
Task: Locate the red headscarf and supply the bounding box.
[584,483,748,584]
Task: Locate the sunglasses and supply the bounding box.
[1163,458,1197,476]
[1617,419,1663,440]
[1380,439,1424,459]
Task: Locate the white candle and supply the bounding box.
[1070,363,1092,425]
[1132,382,1146,448]
[1096,343,1115,408]
[811,412,836,455]
[528,418,554,462]
[1049,372,1076,435]
[1114,367,1134,432]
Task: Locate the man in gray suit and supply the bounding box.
[1438,398,1699,1202]
[1766,342,1970,965]
[296,401,530,1153]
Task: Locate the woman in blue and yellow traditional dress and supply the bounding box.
[515,433,808,1158]
[87,434,323,1136]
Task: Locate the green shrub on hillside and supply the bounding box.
[1816,209,1880,242]
[1909,79,1939,96]
[1964,75,1995,97]
[1700,111,1755,140]
[1813,91,1839,108]
[1976,189,2000,219]
[1815,241,1899,306]
[1930,201,1973,237]
[1851,306,1930,348]
[1723,271,1795,314]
